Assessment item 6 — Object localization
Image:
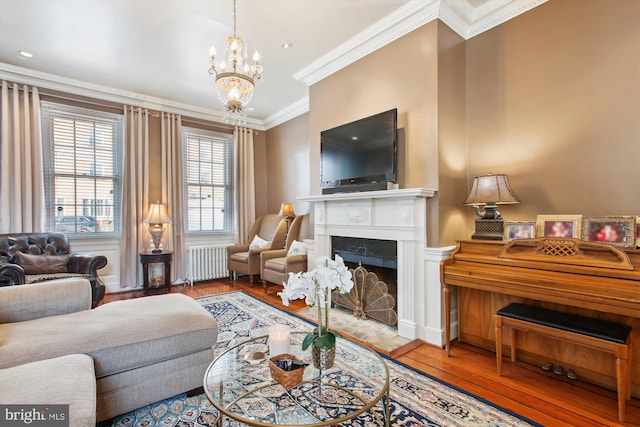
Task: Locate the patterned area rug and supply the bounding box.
[110,291,540,427]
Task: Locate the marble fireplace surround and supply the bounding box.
[300,188,453,346]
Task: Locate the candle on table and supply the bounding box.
[268,324,290,356]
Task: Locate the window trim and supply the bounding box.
[41,101,124,237]
[182,126,235,234]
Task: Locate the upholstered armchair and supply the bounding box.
[260,214,310,293]
[0,232,107,307]
[227,214,288,283]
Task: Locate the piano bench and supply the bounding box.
[494,302,633,422]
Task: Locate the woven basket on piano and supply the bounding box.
[269,354,305,389]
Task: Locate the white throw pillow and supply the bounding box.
[286,240,307,257]
[249,235,271,250]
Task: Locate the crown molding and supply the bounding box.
[0,62,266,131]
[463,0,548,39]
[292,0,547,88]
[263,97,309,130]
[293,0,440,87]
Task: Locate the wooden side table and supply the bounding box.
[140,251,172,295]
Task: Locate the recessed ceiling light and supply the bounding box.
[18,50,33,59]
[281,42,293,49]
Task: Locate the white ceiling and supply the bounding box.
[0,0,546,130]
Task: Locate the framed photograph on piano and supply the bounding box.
[636,216,640,248]
[504,221,536,241]
[582,216,636,249]
[536,215,582,238]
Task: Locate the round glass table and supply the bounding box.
[203,331,390,426]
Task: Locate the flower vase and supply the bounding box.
[312,344,336,370]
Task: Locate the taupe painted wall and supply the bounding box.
[265,0,639,247]
[467,0,640,227]
[436,21,468,246]
[253,130,268,217]
[265,113,311,216]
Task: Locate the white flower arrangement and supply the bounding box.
[278,255,354,349]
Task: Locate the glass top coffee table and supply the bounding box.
[203,331,390,426]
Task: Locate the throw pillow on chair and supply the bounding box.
[286,240,306,257]
[249,235,271,250]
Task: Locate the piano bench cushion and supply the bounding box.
[497,303,631,344]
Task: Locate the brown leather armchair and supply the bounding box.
[227,214,287,283]
[0,232,107,307]
[260,214,310,293]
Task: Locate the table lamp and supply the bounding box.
[279,202,295,233]
[464,174,520,240]
[143,202,173,253]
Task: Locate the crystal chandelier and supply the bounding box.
[208,0,263,124]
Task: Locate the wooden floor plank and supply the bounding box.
[102,278,640,426]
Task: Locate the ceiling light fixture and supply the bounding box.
[18,50,33,59]
[208,0,263,125]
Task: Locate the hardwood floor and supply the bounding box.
[103,279,640,426]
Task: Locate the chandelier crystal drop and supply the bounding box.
[208,0,263,125]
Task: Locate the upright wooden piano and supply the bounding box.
[441,238,640,397]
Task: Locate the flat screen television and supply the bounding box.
[320,108,397,194]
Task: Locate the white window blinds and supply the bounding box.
[183,127,234,232]
[41,102,124,235]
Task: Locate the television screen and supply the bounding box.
[320,108,397,194]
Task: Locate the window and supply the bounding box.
[41,102,123,234]
[183,127,234,232]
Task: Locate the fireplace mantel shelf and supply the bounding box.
[298,188,436,203]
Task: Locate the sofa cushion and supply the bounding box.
[14,252,69,274]
[0,354,96,427]
[0,294,218,378]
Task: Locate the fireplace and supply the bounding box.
[331,236,398,321]
[332,236,397,269]
[300,188,437,341]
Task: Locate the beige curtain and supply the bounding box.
[120,106,150,288]
[160,113,185,283]
[235,126,256,243]
[0,81,45,233]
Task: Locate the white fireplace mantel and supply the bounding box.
[299,188,437,341]
[300,188,436,203]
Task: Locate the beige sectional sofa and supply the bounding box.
[0,354,97,426]
[0,278,219,424]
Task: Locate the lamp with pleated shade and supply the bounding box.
[464,174,520,240]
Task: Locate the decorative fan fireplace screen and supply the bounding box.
[332,264,398,326]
